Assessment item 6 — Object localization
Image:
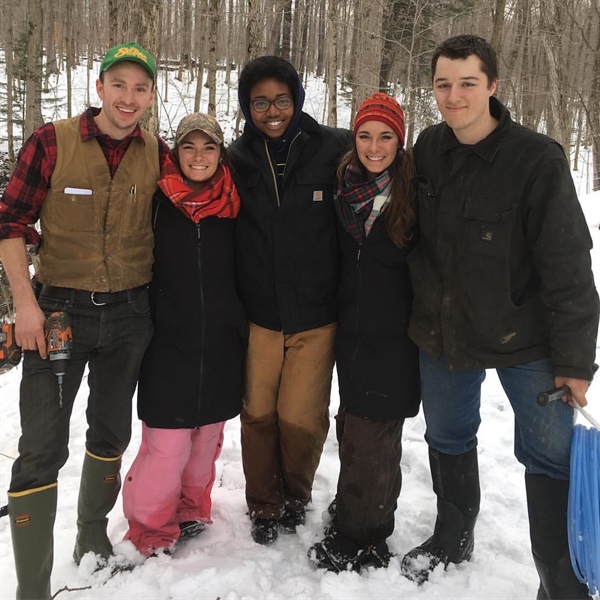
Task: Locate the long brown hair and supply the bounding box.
[337,147,416,248]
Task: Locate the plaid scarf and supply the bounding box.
[157,156,240,223]
[336,163,391,244]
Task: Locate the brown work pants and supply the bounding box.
[241,322,336,519]
[335,409,405,545]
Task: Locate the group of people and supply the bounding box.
[0,34,597,600]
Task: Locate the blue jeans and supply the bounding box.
[9,288,153,492]
[419,351,576,480]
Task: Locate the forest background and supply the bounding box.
[1,0,600,317]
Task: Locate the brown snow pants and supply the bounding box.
[334,409,405,545]
[241,321,336,519]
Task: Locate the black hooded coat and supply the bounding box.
[229,68,351,334]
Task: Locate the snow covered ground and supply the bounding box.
[0,62,599,600]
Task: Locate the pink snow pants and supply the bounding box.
[123,421,225,556]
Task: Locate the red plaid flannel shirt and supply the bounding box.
[0,107,169,244]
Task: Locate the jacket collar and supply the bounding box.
[438,96,512,162]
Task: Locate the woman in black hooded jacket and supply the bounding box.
[308,93,420,573]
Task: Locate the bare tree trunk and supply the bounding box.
[267,0,286,54]
[291,0,302,66]
[281,0,293,60]
[590,1,600,190]
[207,0,221,115]
[194,63,204,113]
[297,0,311,76]
[326,0,338,127]
[43,1,57,93]
[315,0,326,76]
[349,0,383,113]
[379,0,403,91]
[24,0,43,139]
[247,0,262,60]
[66,6,74,118]
[177,0,193,81]
[108,0,119,47]
[193,0,208,112]
[5,0,16,168]
[540,0,570,156]
[129,0,160,134]
[225,0,235,114]
[490,0,506,51]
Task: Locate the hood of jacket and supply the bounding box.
[237,69,306,156]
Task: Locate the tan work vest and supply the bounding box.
[38,114,159,292]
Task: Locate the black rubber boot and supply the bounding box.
[8,484,57,600]
[525,473,590,600]
[73,452,122,565]
[401,448,480,584]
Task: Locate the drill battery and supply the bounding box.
[0,322,22,371]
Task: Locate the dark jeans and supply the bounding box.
[419,352,574,479]
[335,409,405,545]
[9,288,153,493]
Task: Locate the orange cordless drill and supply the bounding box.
[45,311,73,406]
[0,322,22,370]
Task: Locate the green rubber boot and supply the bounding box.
[8,483,57,600]
[72,451,122,565]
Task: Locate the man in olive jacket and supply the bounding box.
[401,35,599,600]
[229,55,350,545]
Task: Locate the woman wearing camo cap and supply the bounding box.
[122,113,247,558]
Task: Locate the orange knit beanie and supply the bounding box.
[353,92,406,147]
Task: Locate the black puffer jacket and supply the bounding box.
[230,112,351,334]
[336,217,420,421]
[408,97,599,379]
[137,191,247,428]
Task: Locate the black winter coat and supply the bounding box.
[408,97,599,379]
[229,113,351,334]
[137,191,247,428]
[336,217,420,421]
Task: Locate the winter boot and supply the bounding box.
[8,483,57,600]
[279,506,306,534]
[525,473,590,600]
[401,448,480,584]
[251,516,279,545]
[308,527,364,573]
[308,525,393,574]
[178,520,206,542]
[73,451,122,565]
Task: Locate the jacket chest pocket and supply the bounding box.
[120,191,154,235]
[462,197,517,258]
[294,166,335,205]
[45,190,100,233]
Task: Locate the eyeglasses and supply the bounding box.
[250,97,293,112]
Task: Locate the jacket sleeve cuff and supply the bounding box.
[0,225,41,246]
[553,363,598,383]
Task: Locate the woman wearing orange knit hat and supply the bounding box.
[308,93,421,573]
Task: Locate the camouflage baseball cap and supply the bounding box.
[175,113,224,146]
[100,42,156,81]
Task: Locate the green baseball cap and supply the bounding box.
[100,42,157,81]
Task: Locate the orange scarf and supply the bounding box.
[157,156,240,223]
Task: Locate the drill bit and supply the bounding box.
[57,375,64,408]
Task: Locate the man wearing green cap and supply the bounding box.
[0,42,168,600]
